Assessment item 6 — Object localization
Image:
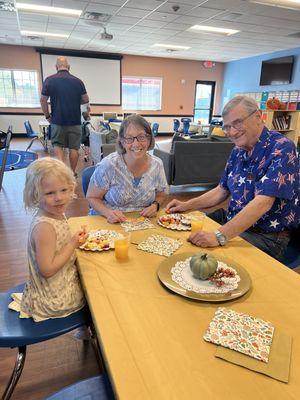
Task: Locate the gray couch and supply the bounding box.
[89,128,117,164]
[153,137,234,186]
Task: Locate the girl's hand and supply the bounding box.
[140,203,157,218]
[105,209,127,224]
[72,229,89,248]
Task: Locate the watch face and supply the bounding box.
[216,231,226,246]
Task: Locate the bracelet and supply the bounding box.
[151,200,160,211]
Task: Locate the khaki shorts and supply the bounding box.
[51,124,82,150]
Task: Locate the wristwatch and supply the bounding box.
[215,230,227,246]
[151,200,160,211]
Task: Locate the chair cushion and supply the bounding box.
[0,283,91,348]
[105,129,118,144]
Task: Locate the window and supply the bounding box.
[0,69,40,107]
[122,77,162,110]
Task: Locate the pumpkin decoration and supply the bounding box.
[190,253,218,280]
[266,97,281,110]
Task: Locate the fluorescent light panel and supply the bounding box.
[16,3,82,17]
[152,43,190,50]
[251,0,300,10]
[188,25,239,36]
[20,30,69,38]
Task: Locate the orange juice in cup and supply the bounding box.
[114,232,130,261]
[190,213,205,232]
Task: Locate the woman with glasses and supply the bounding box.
[86,115,167,223]
[166,96,299,262]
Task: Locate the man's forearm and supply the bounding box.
[219,195,275,240]
[40,99,50,117]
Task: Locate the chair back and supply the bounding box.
[173,119,180,132]
[181,118,191,135]
[152,122,159,137]
[24,120,34,136]
[0,125,13,191]
[82,165,96,196]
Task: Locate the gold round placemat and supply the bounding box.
[157,252,251,302]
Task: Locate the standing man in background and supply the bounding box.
[40,56,89,176]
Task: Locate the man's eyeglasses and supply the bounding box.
[122,134,151,144]
[222,109,258,135]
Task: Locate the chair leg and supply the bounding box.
[25,138,35,152]
[1,346,27,400]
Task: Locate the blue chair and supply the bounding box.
[181,118,192,135]
[152,122,159,137]
[82,165,96,196]
[283,227,300,269]
[45,375,115,400]
[173,119,180,133]
[24,120,46,151]
[0,125,12,192]
[0,283,92,400]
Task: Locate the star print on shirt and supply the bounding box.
[272,148,282,157]
[287,173,295,184]
[276,172,287,189]
[285,211,296,224]
[270,158,282,171]
[276,137,289,144]
[260,175,269,183]
[238,176,246,186]
[258,156,266,169]
[295,197,299,206]
[287,152,297,165]
[270,219,280,229]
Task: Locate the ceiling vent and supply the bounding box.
[81,11,111,26]
[25,35,42,40]
[287,32,300,38]
[0,1,15,12]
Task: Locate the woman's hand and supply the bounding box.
[105,209,127,223]
[140,203,157,218]
[165,199,188,213]
[188,231,219,248]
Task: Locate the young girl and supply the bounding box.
[9,158,88,321]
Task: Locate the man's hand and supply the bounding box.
[188,230,219,248]
[140,203,157,218]
[105,209,127,224]
[165,199,188,213]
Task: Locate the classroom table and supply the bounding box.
[39,119,50,152]
[69,213,300,400]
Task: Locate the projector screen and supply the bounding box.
[40,53,121,105]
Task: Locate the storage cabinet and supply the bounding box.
[262,110,300,145]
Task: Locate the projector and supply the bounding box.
[101,31,113,40]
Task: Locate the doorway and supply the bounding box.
[193,81,215,124]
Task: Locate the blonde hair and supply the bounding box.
[23,157,76,211]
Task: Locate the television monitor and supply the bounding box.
[259,56,294,86]
[103,112,118,122]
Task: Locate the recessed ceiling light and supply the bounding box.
[250,0,300,10]
[152,43,190,50]
[188,25,239,36]
[20,30,69,38]
[16,3,82,17]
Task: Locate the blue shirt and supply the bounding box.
[89,152,168,215]
[220,127,299,232]
[42,70,86,126]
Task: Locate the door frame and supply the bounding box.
[193,80,216,124]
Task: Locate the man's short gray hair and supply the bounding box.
[222,96,258,118]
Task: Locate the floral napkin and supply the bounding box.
[203,307,274,362]
[137,234,182,257]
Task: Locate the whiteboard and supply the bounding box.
[41,54,121,105]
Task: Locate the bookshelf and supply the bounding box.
[262,110,300,145]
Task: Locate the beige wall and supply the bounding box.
[0,44,224,115]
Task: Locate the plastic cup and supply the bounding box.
[190,213,205,232]
[114,232,131,261]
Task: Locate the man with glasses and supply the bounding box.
[166,96,299,261]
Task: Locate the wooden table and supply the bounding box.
[69,213,300,400]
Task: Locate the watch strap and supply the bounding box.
[152,200,160,211]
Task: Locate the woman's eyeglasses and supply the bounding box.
[222,109,258,135]
[122,134,151,144]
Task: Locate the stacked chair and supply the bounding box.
[0,125,12,191]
